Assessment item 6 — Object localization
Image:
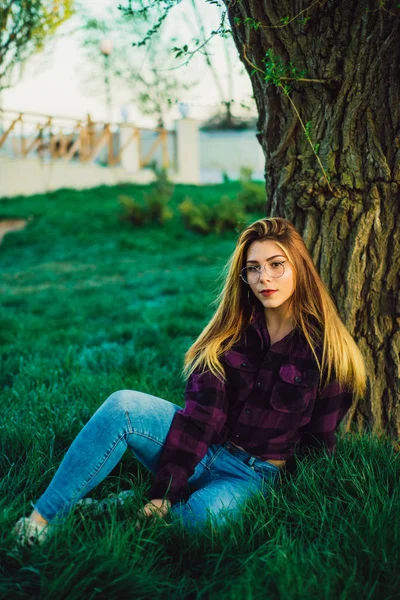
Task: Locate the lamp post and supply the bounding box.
[99,39,113,124]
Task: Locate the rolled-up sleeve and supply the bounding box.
[149,368,228,505]
[297,379,353,458]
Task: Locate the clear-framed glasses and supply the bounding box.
[240,261,285,284]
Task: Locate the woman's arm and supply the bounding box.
[148,368,228,505]
[296,379,353,459]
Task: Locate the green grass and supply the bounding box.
[0,183,399,599]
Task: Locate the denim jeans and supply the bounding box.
[33,390,282,533]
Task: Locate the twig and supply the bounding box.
[242,45,326,84]
[283,89,332,191]
[281,76,326,83]
[259,0,322,29]
[228,0,322,30]
[155,10,227,73]
[242,44,332,191]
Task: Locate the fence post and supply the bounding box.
[175,118,200,184]
[119,124,141,172]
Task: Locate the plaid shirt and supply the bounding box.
[150,305,353,505]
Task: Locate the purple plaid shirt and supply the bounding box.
[150,305,353,505]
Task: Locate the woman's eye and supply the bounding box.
[248,266,259,272]
[271,261,284,268]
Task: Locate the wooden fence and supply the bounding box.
[0,110,172,168]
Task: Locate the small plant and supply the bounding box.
[214,195,247,234]
[147,162,174,201]
[118,195,149,226]
[237,167,266,213]
[118,164,174,226]
[239,166,253,182]
[178,195,247,235]
[178,197,214,234]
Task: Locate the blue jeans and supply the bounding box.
[33,390,282,533]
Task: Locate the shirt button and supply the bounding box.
[234,434,240,439]
[256,382,263,388]
[244,408,252,415]
[240,362,248,368]
[294,376,302,383]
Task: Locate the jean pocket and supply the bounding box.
[203,444,224,472]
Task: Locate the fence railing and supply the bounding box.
[0,110,173,168]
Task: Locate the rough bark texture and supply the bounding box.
[224,0,400,440]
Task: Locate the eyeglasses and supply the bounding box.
[240,261,285,284]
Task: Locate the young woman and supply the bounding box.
[13,217,367,545]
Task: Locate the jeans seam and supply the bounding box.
[73,432,126,501]
[205,447,224,470]
[125,410,133,434]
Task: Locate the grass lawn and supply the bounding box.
[0,182,399,599]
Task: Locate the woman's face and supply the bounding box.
[246,240,295,313]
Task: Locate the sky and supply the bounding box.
[1,0,256,129]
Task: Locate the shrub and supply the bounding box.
[178,197,214,234]
[118,195,149,226]
[118,165,174,226]
[237,167,266,213]
[214,195,247,234]
[178,195,247,235]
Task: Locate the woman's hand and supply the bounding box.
[135,498,171,532]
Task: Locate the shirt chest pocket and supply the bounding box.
[270,364,311,414]
[223,350,259,403]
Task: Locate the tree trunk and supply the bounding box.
[223,0,400,440]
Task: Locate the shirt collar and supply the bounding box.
[248,304,270,350]
[248,302,299,351]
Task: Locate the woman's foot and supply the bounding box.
[30,510,48,526]
[12,512,50,548]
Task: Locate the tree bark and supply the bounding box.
[223,0,400,440]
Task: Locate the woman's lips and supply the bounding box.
[260,290,277,297]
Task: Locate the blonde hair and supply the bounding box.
[183,217,367,398]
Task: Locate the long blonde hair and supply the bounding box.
[183,217,367,398]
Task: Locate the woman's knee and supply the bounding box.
[105,389,141,409]
[102,389,178,422]
[95,389,144,422]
